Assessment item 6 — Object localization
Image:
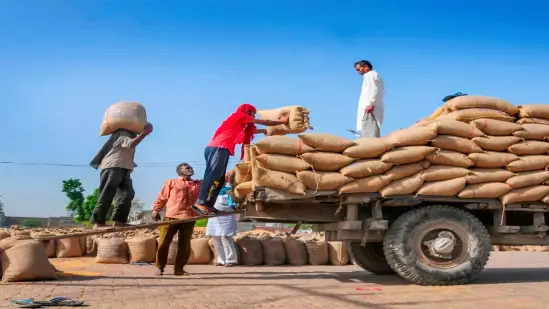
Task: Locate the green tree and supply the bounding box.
[0,195,5,216]
[62,178,85,221]
[83,188,99,220]
[21,219,43,228]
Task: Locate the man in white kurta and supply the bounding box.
[353,60,385,138]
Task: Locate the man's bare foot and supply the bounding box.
[174,269,190,276]
[225,263,235,267]
[155,267,164,276]
[92,223,109,230]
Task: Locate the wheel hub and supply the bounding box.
[413,221,470,268]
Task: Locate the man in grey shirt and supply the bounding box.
[90,123,153,229]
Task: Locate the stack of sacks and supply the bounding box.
[257,106,313,136]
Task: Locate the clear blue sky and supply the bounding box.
[1,0,548,217]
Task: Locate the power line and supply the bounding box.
[0,160,241,168]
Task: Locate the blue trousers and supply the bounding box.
[197,146,231,207]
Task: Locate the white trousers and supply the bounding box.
[212,236,238,265]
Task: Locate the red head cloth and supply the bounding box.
[234,104,257,159]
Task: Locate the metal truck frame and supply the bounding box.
[240,187,549,286]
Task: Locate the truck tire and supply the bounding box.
[348,242,395,275]
[383,205,491,286]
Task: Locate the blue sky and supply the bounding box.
[1,1,548,217]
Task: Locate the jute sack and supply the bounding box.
[258,106,312,135]
[0,236,33,251]
[243,145,252,162]
[301,152,355,171]
[381,146,437,165]
[384,123,438,147]
[255,154,311,173]
[282,238,308,266]
[434,120,486,138]
[426,150,474,168]
[467,168,515,184]
[379,172,424,197]
[188,239,212,264]
[327,241,350,266]
[253,166,306,195]
[473,136,521,151]
[235,162,252,184]
[506,171,549,189]
[469,152,519,168]
[340,159,393,178]
[445,95,519,116]
[507,156,549,173]
[430,135,483,153]
[438,108,515,123]
[254,136,314,155]
[260,237,286,266]
[78,236,87,256]
[517,118,549,125]
[235,236,264,266]
[126,236,157,263]
[339,175,392,194]
[95,237,129,264]
[234,181,254,199]
[508,141,549,155]
[99,101,148,136]
[31,232,56,258]
[12,230,31,236]
[416,177,467,196]
[471,119,523,136]
[500,185,549,205]
[426,104,449,120]
[296,171,353,191]
[459,183,512,199]
[518,104,549,119]
[384,161,430,181]
[56,237,82,258]
[344,138,395,159]
[513,124,549,141]
[0,230,10,241]
[298,133,354,153]
[304,242,329,265]
[421,165,471,182]
[1,241,57,282]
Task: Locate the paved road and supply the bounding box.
[1,252,548,308]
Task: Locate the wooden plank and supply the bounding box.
[492,234,549,246]
[490,226,520,234]
[244,202,344,223]
[347,204,358,221]
[337,230,384,242]
[368,220,388,231]
[521,213,548,233]
[321,221,363,231]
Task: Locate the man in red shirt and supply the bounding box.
[192,103,288,216]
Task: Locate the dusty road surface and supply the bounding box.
[0,252,548,308]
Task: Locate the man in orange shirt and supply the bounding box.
[151,163,201,276]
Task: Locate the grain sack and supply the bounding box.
[282,238,308,265]
[412,119,436,127]
[500,185,549,205]
[430,135,483,153]
[305,242,329,265]
[296,171,353,191]
[208,238,218,265]
[235,162,252,184]
[255,154,311,173]
[379,172,424,197]
[416,177,467,196]
[507,156,549,173]
[99,101,148,136]
[86,236,97,256]
[439,108,515,123]
[344,138,395,159]
[95,237,129,264]
[459,183,512,199]
[421,165,471,182]
[1,241,57,283]
[506,171,549,189]
[426,150,474,168]
[253,167,306,195]
[235,236,264,266]
[258,106,312,135]
[188,239,212,264]
[0,230,10,241]
[260,237,286,266]
[298,133,354,153]
[381,146,437,165]
[467,168,515,184]
[473,136,521,151]
[56,237,82,258]
[384,161,431,181]
[445,95,518,116]
[0,235,33,251]
[78,236,87,256]
[435,120,486,138]
[327,241,349,266]
[517,118,549,125]
[301,152,355,171]
[234,181,254,199]
[384,123,438,147]
[469,152,519,168]
[518,104,549,119]
[513,124,549,141]
[31,233,56,258]
[254,136,314,155]
[243,145,252,162]
[471,119,523,136]
[339,175,392,193]
[508,141,549,155]
[340,159,393,178]
[12,230,31,236]
[126,237,157,263]
[426,104,449,120]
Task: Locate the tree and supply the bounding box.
[0,195,5,216]
[83,188,99,221]
[62,178,85,221]
[21,219,43,228]
[128,199,145,222]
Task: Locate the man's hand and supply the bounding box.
[151,210,161,221]
[225,170,234,184]
[279,115,289,124]
[143,123,153,135]
[365,106,375,114]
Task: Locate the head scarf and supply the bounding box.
[233,103,257,160]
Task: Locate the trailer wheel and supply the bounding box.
[383,205,491,286]
[348,242,395,275]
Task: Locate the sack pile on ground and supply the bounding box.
[235,96,549,206]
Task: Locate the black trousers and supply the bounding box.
[91,167,135,224]
[196,146,231,207]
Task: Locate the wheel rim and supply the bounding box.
[412,221,470,269]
